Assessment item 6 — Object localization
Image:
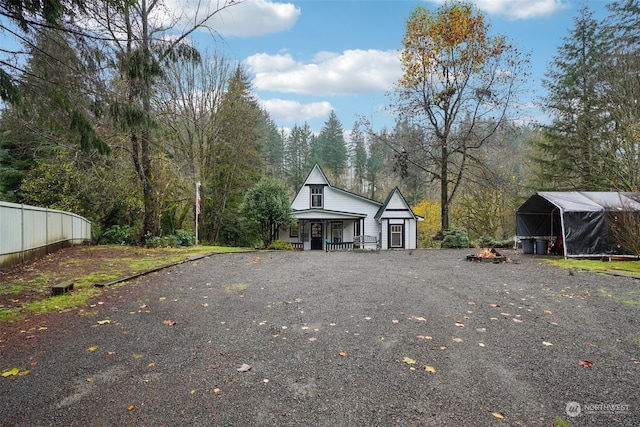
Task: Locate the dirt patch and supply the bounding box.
[0,245,178,313]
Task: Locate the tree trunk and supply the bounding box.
[440,144,450,231]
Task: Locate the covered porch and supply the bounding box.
[289,209,370,251]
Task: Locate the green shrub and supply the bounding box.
[440,226,469,248]
[100,225,136,245]
[474,235,497,248]
[267,240,295,251]
[174,229,195,246]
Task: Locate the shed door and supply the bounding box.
[389,224,404,248]
[311,223,323,250]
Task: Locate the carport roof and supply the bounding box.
[520,192,640,213]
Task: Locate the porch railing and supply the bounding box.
[325,241,354,251]
[354,235,380,250]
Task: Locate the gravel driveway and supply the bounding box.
[1,249,638,426]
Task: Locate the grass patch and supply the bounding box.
[553,416,573,427]
[0,244,251,323]
[225,283,248,293]
[545,258,640,276]
[546,258,640,305]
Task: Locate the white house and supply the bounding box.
[279,164,421,250]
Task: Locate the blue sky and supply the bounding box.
[184,0,611,135]
[0,0,612,136]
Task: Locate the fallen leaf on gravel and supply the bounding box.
[163,320,177,326]
[455,321,464,327]
[478,343,485,347]
[490,411,504,419]
[88,346,98,352]
[500,312,511,317]
[263,379,269,383]
[213,387,221,393]
[139,304,147,309]
[579,360,593,368]
[201,303,208,307]
[424,365,436,373]
[86,378,93,382]
[133,354,143,359]
[452,337,463,343]
[547,321,558,326]
[97,320,111,325]
[490,303,500,307]
[364,317,371,320]
[417,335,433,340]
[543,341,553,346]
[190,390,196,395]
[544,310,553,315]
[586,342,596,347]
[2,368,20,377]
[148,362,156,367]
[128,404,135,411]
[338,352,347,357]
[237,363,252,372]
[410,316,426,321]
[403,357,417,365]
[392,320,399,324]
[440,346,447,350]
[512,318,523,323]
[490,317,498,321]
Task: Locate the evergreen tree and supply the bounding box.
[285,123,313,192]
[599,0,640,190]
[260,113,285,179]
[206,65,265,243]
[349,120,368,194]
[312,111,348,178]
[0,27,107,202]
[532,6,608,190]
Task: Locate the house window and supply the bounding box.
[311,186,323,208]
[289,222,299,238]
[331,222,343,242]
[390,224,403,248]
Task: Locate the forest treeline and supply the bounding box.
[0,1,638,247]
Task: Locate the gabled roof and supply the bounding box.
[375,187,420,220]
[298,164,383,207]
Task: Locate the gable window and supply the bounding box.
[289,222,299,238]
[331,222,343,242]
[390,224,404,248]
[311,186,323,208]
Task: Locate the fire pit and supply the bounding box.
[466,247,507,263]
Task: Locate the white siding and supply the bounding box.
[378,191,415,219]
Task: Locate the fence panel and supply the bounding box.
[0,201,92,269]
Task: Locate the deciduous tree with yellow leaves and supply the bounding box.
[393,1,529,231]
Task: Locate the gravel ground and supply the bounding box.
[1,249,638,427]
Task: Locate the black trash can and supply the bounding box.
[535,239,549,255]
[522,238,535,254]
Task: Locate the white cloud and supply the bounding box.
[427,0,569,19]
[259,98,334,123]
[162,0,300,37]
[245,49,401,96]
